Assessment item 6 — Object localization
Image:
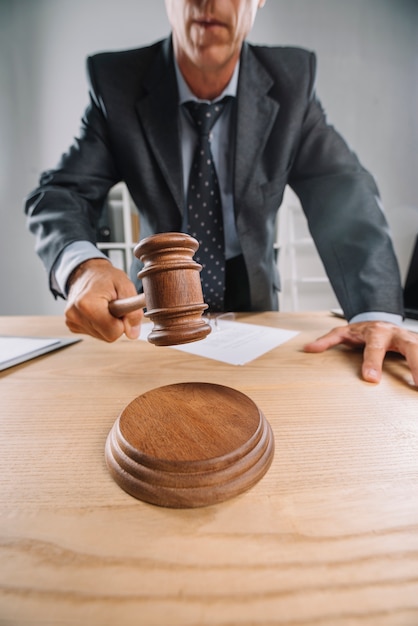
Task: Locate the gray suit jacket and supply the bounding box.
[25,37,403,319]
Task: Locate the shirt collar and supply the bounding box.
[174,56,239,105]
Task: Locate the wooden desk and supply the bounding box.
[1,313,417,626]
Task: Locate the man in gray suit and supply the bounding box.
[25,0,418,385]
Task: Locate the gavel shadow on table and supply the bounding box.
[105,232,275,509]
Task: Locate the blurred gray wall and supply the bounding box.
[1,0,417,314]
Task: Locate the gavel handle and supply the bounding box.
[109,293,146,318]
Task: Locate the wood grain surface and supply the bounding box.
[0,312,417,626]
[106,382,274,507]
[109,232,211,345]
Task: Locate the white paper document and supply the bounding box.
[140,319,298,365]
[0,336,80,371]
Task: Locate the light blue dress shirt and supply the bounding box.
[175,59,242,260]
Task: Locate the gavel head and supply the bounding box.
[135,232,212,346]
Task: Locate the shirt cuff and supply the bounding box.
[52,241,109,297]
[349,312,403,326]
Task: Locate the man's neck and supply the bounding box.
[174,50,240,101]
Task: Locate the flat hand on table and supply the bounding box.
[65,259,144,342]
[304,321,418,387]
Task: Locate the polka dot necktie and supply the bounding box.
[184,98,230,312]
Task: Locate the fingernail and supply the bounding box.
[128,325,141,339]
[365,368,379,381]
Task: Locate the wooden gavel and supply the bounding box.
[108,232,211,346]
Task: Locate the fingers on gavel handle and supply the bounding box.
[108,293,146,318]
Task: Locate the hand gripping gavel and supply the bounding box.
[108,232,212,346]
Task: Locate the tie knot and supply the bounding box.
[184,97,231,136]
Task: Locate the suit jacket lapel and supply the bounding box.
[234,43,280,209]
[135,39,184,214]
[134,40,280,219]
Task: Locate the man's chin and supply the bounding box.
[192,43,238,71]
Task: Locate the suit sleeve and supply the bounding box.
[289,52,403,320]
[24,56,121,297]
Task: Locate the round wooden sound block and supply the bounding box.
[105,382,274,508]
